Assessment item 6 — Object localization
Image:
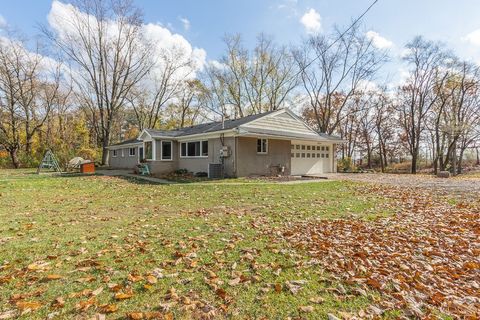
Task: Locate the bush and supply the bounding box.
[385,162,412,173]
[338,157,354,172]
[174,168,189,175]
[195,172,208,177]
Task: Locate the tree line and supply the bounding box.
[1,0,479,174]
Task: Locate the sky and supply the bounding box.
[1,0,480,85]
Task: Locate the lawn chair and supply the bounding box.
[138,163,150,175]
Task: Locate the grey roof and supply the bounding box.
[109,109,344,147]
[239,127,344,142]
[317,132,343,141]
[109,138,142,147]
[145,110,278,138]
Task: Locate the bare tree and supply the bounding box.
[397,36,449,174]
[294,25,387,135]
[43,0,153,164]
[0,34,60,167]
[207,34,298,118]
[129,43,197,130]
[163,79,205,129]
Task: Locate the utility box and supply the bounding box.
[80,162,95,174]
[219,146,230,158]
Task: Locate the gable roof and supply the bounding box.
[112,109,344,147]
[108,138,142,148]
[143,110,278,138]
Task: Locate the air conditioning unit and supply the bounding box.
[219,146,230,158]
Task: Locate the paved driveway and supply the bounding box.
[324,173,480,198]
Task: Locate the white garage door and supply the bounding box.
[291,143,331,175]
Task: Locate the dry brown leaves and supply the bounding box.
[275,185,480,318]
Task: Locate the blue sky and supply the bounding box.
[1,0,480,84]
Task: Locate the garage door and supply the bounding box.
[291,144,331,175]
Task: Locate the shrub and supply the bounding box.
[195,172,208,177]
[338,157,354,172]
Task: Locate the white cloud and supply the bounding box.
[179,17,190,31]
[0,14,7,29]
[300,9,321,34]
[48,1,206,83]
[463,29,480,46]
[366,31,393,49]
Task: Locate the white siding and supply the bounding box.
[241,112,319,138]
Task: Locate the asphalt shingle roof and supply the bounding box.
[145,110,278,138]
[109,138,142,147]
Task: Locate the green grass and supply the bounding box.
[0,169,391,319]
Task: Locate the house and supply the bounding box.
[107,109,343,177]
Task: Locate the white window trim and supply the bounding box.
[160,140,173,161]
[179,140,209,158]
[121,149,124,157]
[129,147,136,157]
[144,139,155,161]
[112,149,118,157]
[138,146,143,164]
[257,138,268,154]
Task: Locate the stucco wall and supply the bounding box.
[108,147,140,169]
[147,140,178,175]
[236,137,291,177]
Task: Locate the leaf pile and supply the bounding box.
[276,186,480,318]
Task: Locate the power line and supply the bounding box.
[296,0,380,74]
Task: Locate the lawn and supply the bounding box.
[0,170,477,319]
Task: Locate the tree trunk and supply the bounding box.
[9,148,20,169]
[411,152,417,174]
[101,140,109,166]
[451,140,457,176]
[457,147,465,174]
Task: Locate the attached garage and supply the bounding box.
[290,142,334,175]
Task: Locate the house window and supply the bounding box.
[202,141,208,156]
[301,145,305,150]
[257,139,268,154]
[307,145,311,150]
[129,147,136,156]
[112,150,118,157]
[145,141,153,160]
[121,149,124,157]
[326,146,330,151]
[161,141,172,160]
[317,146,321,151]
[296,145,300,149]
[296,153,300,157]
[326,153,329,158]
[139,147,144,160]
[180,140,208,158]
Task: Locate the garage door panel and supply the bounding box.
[291,143,331,175]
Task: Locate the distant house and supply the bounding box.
[107,109,343,177]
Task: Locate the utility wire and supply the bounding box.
[296,0,380,75]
